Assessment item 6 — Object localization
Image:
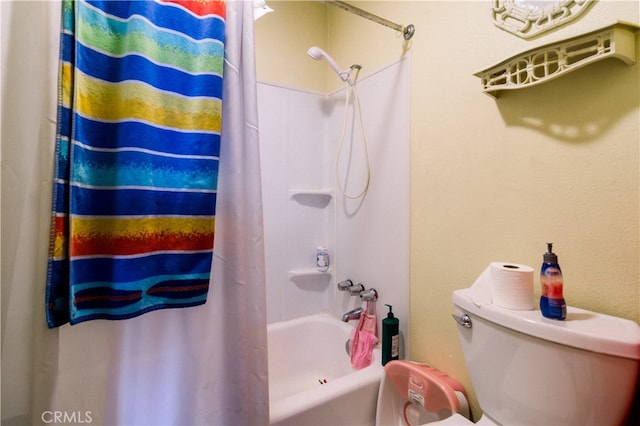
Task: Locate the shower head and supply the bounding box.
[307,46,351,83]
[307,46,332,61]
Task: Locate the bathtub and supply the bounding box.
[268,312,384,425]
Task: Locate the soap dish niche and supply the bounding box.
[289,189,333,207]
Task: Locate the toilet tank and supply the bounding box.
[452,288,640,426]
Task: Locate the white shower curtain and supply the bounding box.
[1,1,269,425]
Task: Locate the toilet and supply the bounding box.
[447,287,640,425]
[375,360,471,425]
[376,288,640,425]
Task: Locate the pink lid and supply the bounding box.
[384,360,465,413]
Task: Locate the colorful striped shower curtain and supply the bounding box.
[46,0,226,327]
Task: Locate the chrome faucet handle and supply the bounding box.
[360,288,378,301]
[348,283,366,295]
[337,279,354,291]
[342,307,364,322]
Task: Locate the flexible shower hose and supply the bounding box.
[335,78,370,199]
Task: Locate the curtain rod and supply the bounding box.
[321,0,415,40]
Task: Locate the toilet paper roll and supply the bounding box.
[468,264,493,307]
[489,262,534,310]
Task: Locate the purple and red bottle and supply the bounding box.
[540,243,566,320]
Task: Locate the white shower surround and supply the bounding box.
[258,56,411,354]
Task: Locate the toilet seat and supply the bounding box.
[375,360,471,425]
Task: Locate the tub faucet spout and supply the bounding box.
[342,307,364,322]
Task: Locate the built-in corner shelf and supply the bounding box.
[288,268,332,281]
[289,189,333,208]
[289,189,333,199]
[475,21,640,98]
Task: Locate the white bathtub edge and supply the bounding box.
[269,359,384,424]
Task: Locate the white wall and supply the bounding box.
[331,58,411,355]
[258,57,411,355]
[258,83,334,322]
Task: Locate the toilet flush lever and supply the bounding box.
[452,313,472,328]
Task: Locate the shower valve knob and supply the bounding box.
[337,279,354,291]
[360,288,378,301]
[348,283,366,295]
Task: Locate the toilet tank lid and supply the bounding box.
[453,289,640,360]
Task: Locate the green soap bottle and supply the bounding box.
[382,304,400,365]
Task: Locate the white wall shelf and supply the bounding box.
[475,21,640,98]
[289,189,333,199]
[288,268,332,280]
[289,189,333,208]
